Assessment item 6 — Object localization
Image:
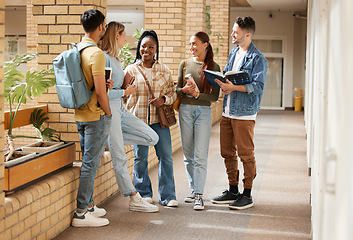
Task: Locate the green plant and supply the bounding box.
[133,28,144,42]
[31,108,61,142]
[118,43,134,70]
[205,6,224,55]
[118,28,144,70]
[4,53,56,161]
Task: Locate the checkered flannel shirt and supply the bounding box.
[125,60,177,125]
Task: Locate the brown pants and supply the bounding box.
[220,116,256,189]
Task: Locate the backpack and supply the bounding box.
[53,42,96,109]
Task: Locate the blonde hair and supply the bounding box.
[101,21,125,59]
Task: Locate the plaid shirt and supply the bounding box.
[125,60,177,125]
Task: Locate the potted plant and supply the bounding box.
[4,53,56,161]
[3,54,75,192]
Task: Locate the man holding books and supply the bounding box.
[212,16,267,210]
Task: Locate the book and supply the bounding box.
[203,69,250,88]
[122,72,135,89]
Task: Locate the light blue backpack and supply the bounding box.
[53,43,95,109]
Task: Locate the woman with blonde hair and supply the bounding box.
[101,21,159,212]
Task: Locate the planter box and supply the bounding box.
[21,141,64,153]
[4,142,76,192]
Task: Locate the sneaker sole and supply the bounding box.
[194,206,204,210]
[71,220,109,227]
[211,199,236,204]
[228,203,254,210]
[129,206,159,213]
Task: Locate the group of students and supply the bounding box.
[71,9,267,228]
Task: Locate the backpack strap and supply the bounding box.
[73,42,96,52]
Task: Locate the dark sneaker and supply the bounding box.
[228,195,253,210]
[211,190,240,204]
[184,191,195,203]
[194,194,204,210]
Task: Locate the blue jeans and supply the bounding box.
[108,99,159,196]
[178,104,212,195]
[133,123,176,205]
[76,114,112,213]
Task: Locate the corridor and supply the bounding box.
[54,110,311,240]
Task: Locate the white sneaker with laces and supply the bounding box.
[87,205,106,217]
[194,194,204,210]
[71,212,109,227]
[130,193,159,213]
[166,199,178,207]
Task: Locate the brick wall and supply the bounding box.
[145,0,187,83]
[0,0,5,207]
[185,0,206,59]
[210,0,230,70]
[32,1,107,161]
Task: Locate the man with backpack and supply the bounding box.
[71,9,113,228]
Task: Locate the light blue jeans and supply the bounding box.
[108,99,159,196]
[178,104,212,195]
[76,114,112,213]
[133,123,176,205]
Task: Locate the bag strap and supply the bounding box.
[135,65,156,99]
[182,59,187,87]
[75,42,96,52]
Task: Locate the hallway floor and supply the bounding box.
[54,110,311,240]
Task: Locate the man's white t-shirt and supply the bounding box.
[223,50,257,121]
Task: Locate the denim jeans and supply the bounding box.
[133,122,176,205]
[76,114,112,213]
[108,99,159,196]
[178,104,212,195]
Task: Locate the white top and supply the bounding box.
[223,50,257,121]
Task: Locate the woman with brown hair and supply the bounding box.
[176,31,220,210]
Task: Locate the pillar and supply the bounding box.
[185,0,206,59]
[32,0,107,160]
[0,0,5,205]
[210,0,230,69]
[144,0,187,82]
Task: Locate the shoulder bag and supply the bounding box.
[172,60,187,111]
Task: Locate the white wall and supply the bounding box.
[306,0,353,239]
[229,10,306,108]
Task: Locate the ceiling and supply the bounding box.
[230,0,307,13]
[6,0,307,14]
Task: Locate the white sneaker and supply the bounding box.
[87,205,106,217]
[129,193,159,213]
[71,212,109,227]
[166,199,178,207]
[143,197,153,204]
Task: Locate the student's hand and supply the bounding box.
[124,84,136,96]
[106,79,114,90]
[215,79,234,95]
[149,97,165,107]
[181,84,195,94]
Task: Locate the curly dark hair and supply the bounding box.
[235,16,256,34]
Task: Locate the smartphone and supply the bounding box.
[105,67,112,91]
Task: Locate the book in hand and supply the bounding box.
[203,69,250,88]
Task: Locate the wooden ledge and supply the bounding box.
[4,105,47,130]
